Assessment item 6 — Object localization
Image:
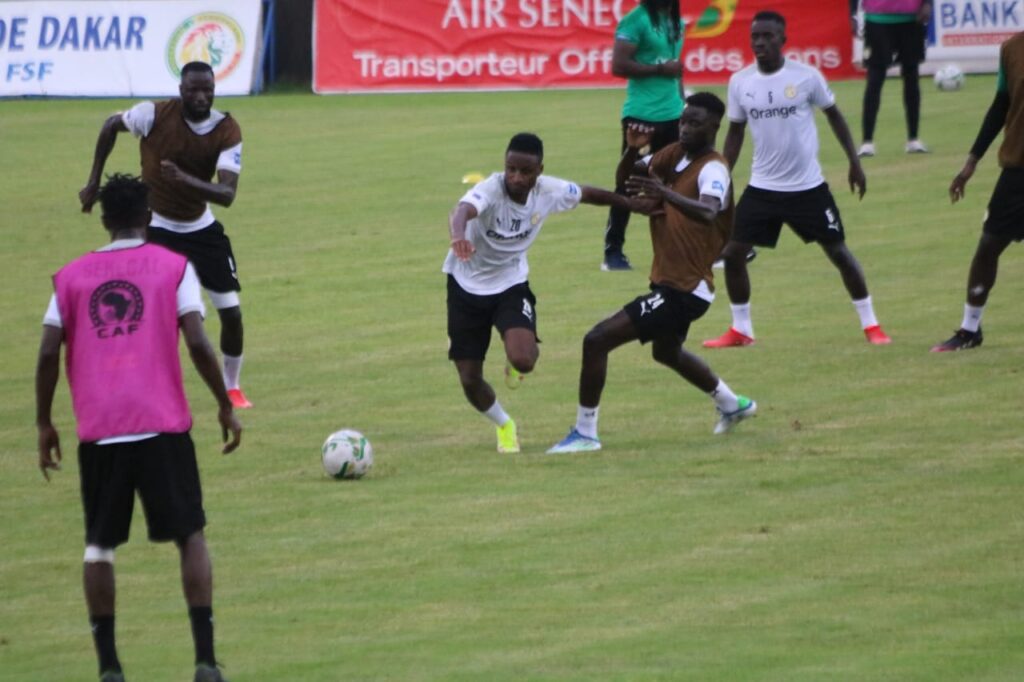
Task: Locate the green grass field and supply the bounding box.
[1,77,1022,681]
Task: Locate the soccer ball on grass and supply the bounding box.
[934,64,965,91]
[322,429,373,479]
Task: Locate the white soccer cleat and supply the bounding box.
[713,397,757,435]
[546,427,602,454]
[857,142,876,158]
[905,139,930,154]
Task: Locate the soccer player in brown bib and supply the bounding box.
[79,61,252,409]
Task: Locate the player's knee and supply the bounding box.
[582,327,610,357]
[507,350,537,374]
[651,343,678,367]
[84,545,115,564]
[217,305,242,326]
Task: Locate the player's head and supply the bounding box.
[679,92,725,151]
[641,0,681,43]
[504,133,544,202]
[98,173,150,234]
[179,61,215,121]
[750,11,787,70]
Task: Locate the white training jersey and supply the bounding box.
[442,173,582,295]
[727,59,836,192]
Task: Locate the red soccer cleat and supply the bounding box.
[227,388,253,409]
[702,328,755,348]
[864,325,892,345]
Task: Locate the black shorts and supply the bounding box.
[863,20,926,69]
[623,284,711,344]
[734,184,845,247]
[619,116,680,157]
[147,221,241,293]
[78,432,206,547]
[983,168,1024,241]
[447,275,538,361]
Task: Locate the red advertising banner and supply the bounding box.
[313,0,857,94]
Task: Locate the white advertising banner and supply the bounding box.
[854,0,1024,74]
[0,0,262,97]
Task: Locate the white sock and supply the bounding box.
[483,401,511,427]
[731,303,754,337]
[961,304,984,333]
[575,405,600,440]
[709,379,740,413]
[852,296,878,329]
[222,354,243,390]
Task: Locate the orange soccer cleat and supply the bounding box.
[702,328,755,349]
[864,325,892,345]
[227,388,253,409]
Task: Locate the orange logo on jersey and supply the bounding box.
[687,0,738,40]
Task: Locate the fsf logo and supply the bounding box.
[687,0,737,39]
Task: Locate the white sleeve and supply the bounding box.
[216,142,242,173]
[459,174,502,214]
[809,69,837,109]
[43,294,62,328]
[546,177,584,214]
[121,101,156,138]
[697,161,731,202]
[177,262,205,318]
[727,74,746,123]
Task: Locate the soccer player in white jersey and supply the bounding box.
[446,133,651,453]
[703,11,892,348]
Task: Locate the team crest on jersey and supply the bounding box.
[531,213,541,226]
[89,280,144,339]
[784,85,797,99]
[166,12,245,80]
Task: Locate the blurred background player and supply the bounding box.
[79,61,252,409]
[932,31,1024,352]
[549,92,755,454]
[37,174,242,682]
[601,0,684,271]
[447,133,649,453]
[851,0,932,156]
[704,11,892,349]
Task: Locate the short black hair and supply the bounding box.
[507,132,544,162]
[753,10,786,27]
[685,91,726,119]
[99,173,149,229]
[181,61,214,79]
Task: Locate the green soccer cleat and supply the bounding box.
[504,363,524,390]
[546,427,602,454]
[496,419,520,454]
[714,396,757,435]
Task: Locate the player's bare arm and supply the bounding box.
[615,123,654,188]
[823,105,867,199]
[722,121,746,170]
[611,39,680,80]
[80,114,129,212]
[449,202,478,261]
[160,164,239,207]
[35,325,64,480]
[181,311,242,453]
[579,185,658,216]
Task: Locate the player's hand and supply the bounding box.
[37,424,62,481]
[218,407,242,454]
[451,238,475,261]
[628,195,665,217]
[950,157,977,203]
[79,181,99,213]
[625,173,666,200]
[849,162,867,199]
[625,122,654,151]
[160,160,187,183]
[658,60,682,78]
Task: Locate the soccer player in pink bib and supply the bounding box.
[36,174,241,682]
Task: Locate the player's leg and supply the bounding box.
[548,309,636,453]
[79,442,135,680]
[900,21,929,152]
[208,293,249,408]
[602,118,634,271]
[932,232,1012,351]
[448,276,518,452]
[705,188,780,348]
[858,20,893,156]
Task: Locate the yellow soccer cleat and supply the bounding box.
[504,363,524,390]
[496,419,520,454]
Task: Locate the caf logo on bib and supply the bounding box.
[89,281,144,339]
[166,12,245,80]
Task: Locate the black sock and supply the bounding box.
[189,606,216,666]
[90,614,121,673]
